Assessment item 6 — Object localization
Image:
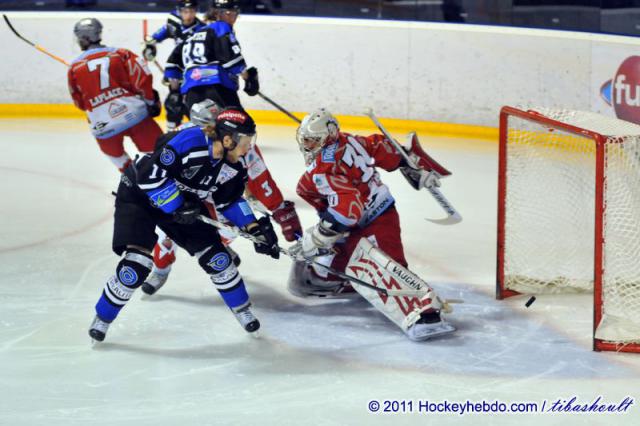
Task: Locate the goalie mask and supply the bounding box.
[296,108,339,165]
[190,99,222,128]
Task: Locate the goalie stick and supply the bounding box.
[197,214,429,297]
[363,108,462,225]
[3,14,69,66]
[257,92,301,124]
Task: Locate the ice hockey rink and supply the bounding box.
[0,117,638,426]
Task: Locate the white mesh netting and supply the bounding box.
[503,108,640,344]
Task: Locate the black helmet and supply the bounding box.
[178,0,198,9]
[215,109,256,138]
[210,0,240,11]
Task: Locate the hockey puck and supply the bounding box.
[525,296,536,308]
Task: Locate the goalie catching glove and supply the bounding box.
[246,216,280,259]
[399,132,451,190]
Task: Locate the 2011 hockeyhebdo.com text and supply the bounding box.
[366,396,634,415]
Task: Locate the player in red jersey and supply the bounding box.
[290,108,455,341]
[67,18,163,172]
[67,18,178,284]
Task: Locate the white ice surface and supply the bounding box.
[0,119,639,426]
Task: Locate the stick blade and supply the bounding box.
[426,212,463,225]
[4,14,35,46]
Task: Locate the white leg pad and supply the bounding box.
[346,237,451,332]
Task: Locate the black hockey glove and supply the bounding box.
[164,90,185,118]
[243,67,260,97]
[142,43,157,62]
[246,216,280,259]
[172,201,200,225]
[147,90,162,118]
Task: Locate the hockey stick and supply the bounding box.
[257,91,301,124]
[142,19,165,73]
[3,14,69,66]
[197,214,425,297]
[363,108,462,225]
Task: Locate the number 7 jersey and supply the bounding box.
[68,47,155,139]
[296,133,403,229]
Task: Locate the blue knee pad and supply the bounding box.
[95,249,153,322]
[198,248,249,311]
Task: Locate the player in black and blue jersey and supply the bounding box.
[164,0,260,113]
[88,103,279,343]
[143,0,206,129]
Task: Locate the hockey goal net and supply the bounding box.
[497,106,640,353]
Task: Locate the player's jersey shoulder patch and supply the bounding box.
[216,163,239,185]
[160,147,176,166]
[244,149,267,179]
[321,143,338,163]
[312,173,333,196]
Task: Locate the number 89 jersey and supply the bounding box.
[165,21,246,94]
[296,133,403,230]
[68,47,155,139]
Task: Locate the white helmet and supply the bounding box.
[296,108,339,164]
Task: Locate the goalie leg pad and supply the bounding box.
[346,237,454,339]
[287,260,349,298]
[95,249,153,322]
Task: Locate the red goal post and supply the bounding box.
[497,106,640,353]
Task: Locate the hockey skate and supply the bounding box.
[405,311,455,342]
[233,305,260,333]
[141,268,170,295]
[89,315,110,343]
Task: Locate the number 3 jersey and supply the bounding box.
[296,133,404,229]
[128,125,255,228]
[68,47,156,139]
[165,21,246,94]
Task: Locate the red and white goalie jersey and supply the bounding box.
[68,47,155,139]
[297,132,401,229]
